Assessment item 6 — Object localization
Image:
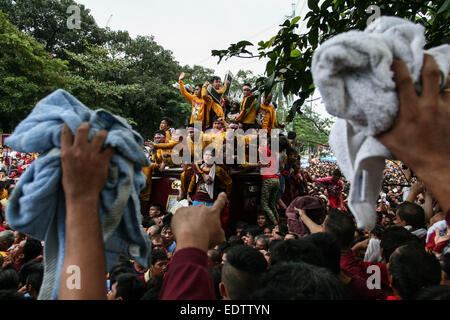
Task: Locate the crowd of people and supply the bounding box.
[0,56,449,301]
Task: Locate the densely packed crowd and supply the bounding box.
[1,60,450,301]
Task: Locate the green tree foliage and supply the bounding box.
[0,0,107,58]
[0,9,67,133]
[291,104,332,149]
[212,0,450,121]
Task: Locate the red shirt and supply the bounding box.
[316,176,344,198]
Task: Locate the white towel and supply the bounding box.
[312,16,450,230]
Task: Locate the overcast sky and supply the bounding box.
[76,0,330,118]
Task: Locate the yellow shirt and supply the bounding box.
[179,80,207,124]
[202,84,226,127]
[256,103,276,133]
[236,95,257,124]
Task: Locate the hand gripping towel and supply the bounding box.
[5,89,151,300]
[311,16,450,230]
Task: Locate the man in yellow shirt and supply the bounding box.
[235,84,258,130]
[255,93,277,134]
[178,72,207,125]
[202,76,230,129]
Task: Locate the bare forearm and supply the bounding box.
[59,200,106,300]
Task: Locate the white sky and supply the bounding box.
[76,0,330,118]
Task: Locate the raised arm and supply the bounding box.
[178,72,194,104]
[58,123,114,300]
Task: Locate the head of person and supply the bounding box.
[242,84,252,97]
[331,169,342,183]
[219,245,268,300]
[159,118,173,131]
[107,273,145,300]
[256,213,268,228]
[284,233,299,240]
[323,209,355,251]
[235,221,248,237]
[23,262,43,298]
[394,201,425,229]
[154,130,167,143]
[263,225,273,238]
[211,76,222,90]
[194,83,202,98]
[150,249,168,278]
[212,116,224,132]
[242,225,260,247]
[149,204,162,218]
[287,148,298,163]
[250,261,350,300]
[187,124,195,139]
[0,266,19,291]
[379,225,422,263]
[151,234,165,251]
[0,230,14,252]
[161,225,175,247]
[287,131,296,145]
[269,239,325,268]
[388,243,441,300]
[303,232,341,275]
[207,249,222,268]
[11,237,42,266]
[203,149,215,166]
[254,235,269,251]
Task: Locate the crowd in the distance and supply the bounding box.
[0,55,450,300]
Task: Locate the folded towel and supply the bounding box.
[5,89,151,299]
[312,16,450,230]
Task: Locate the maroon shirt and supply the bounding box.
[159,248,216,300]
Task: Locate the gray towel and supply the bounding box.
[312,16,450,230]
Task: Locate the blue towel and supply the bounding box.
[5,89,151,300]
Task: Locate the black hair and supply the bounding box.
[286,148,298,156]
[221,245,268,300]
[18,261,41,287]
[250,262,350,300]
[279,136,289,152]
[209,264,223,300]
[25,263,44,295]
[150,203,162,212]
[254,235,269,250]
[244,225,261,238]
[161,117,173,127]
[227,235,244,247]
[162,212,173,226]
[195,83,203,90]
[211,76,221,83]
[303,232,341,275]
[324,209,356,250]
[109,266,135,286]
[22,237,42,263]
[332,169,342,177]
[0,290,28,300]
[287,131,296,139]
[0,267,19,290]
[440,255,450,282]
[270,239,325,268]
[207,249,222,265]
[413,285,450,300]
[114,273,145,300]
[151,249,168,266]
[379,226,421,262]
[396,201,425,229]
[389,243,441,300]
[142,216,153,229]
